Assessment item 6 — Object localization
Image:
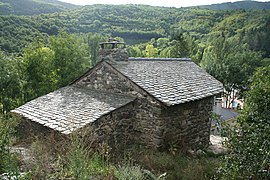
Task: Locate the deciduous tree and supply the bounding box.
[221,66,270,179]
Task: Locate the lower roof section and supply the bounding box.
[11,85,135,135]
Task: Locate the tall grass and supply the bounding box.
[66,138,114,179]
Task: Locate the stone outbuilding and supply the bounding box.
[12,41,223,150]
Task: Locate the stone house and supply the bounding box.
[12,42,223,150]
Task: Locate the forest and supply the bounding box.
[0,0,269,179]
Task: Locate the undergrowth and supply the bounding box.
[1,116,221,179]
[22,138,221,179]
[0,114,18,174]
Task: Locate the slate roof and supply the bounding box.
[220,108,239,121]
[108,58,223,106]
[11,86,135,134]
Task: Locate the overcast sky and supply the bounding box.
[59,0,268,7]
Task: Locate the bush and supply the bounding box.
[115,163,144,180]
[220,66,270,179]
[0,114,19,175]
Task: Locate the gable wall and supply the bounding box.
[161,96,214,149]
[75,62,165,149]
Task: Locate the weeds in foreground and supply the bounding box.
[1,117,222,180]
[11,136,222,180]
[66,138,115,179]
[115,162,144,180]
[128,148,221,180]
[0,114,19,175]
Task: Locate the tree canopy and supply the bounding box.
[221,65,270,179]
[0,31,97,113]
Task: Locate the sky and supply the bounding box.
[59,0,267,7]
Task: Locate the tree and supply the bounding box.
[127,46,143,57]
[50,31,90,87]
[144,44,158,58]
[0,51,23,113]
[201,35,262,107]
[159,47,173,58]
[22,41,58,100]
[168,33,190,58]
[156,38,170,50]
[84,33,107,66]
[220,66,270,179]
[0,31,95,113]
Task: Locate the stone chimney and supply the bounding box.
[98,38,129,62]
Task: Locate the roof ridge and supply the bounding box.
[128,57,192,61]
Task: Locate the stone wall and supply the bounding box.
[161,96,214,150]
[16,117,67,145]
[75,61,165,149]
[80,102,136,150]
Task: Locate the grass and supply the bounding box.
[13,135,221,179]
[127,149,221,180]
[1,114,222,179]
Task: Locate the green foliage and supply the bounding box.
[0,114,19,175]
[0,51,23,113]
[84,32,107,66]
[201,35,262,96]
[199,1,270,10]
[220,66,270,179]
[0,0,77,16]
[49,31,90,87]
[144,44,158,58]
[0,31,96,113]
[128,33,198,59]
[1,4,270,59]
[115,163,144,180]
[167,33,193,58]
[127,46,144,57]
[22,41,58,100]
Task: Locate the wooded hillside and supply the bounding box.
[199,0,270,10]
[1,4,270,55]
[0,0,78,15]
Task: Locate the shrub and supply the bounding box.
[0,114,19,176]
[220,66,270,179]
[115,163,144,180]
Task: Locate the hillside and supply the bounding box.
[0,5,225,52]
[0,0,78,15]
[1,4,270,57]
[199,0,270,10]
